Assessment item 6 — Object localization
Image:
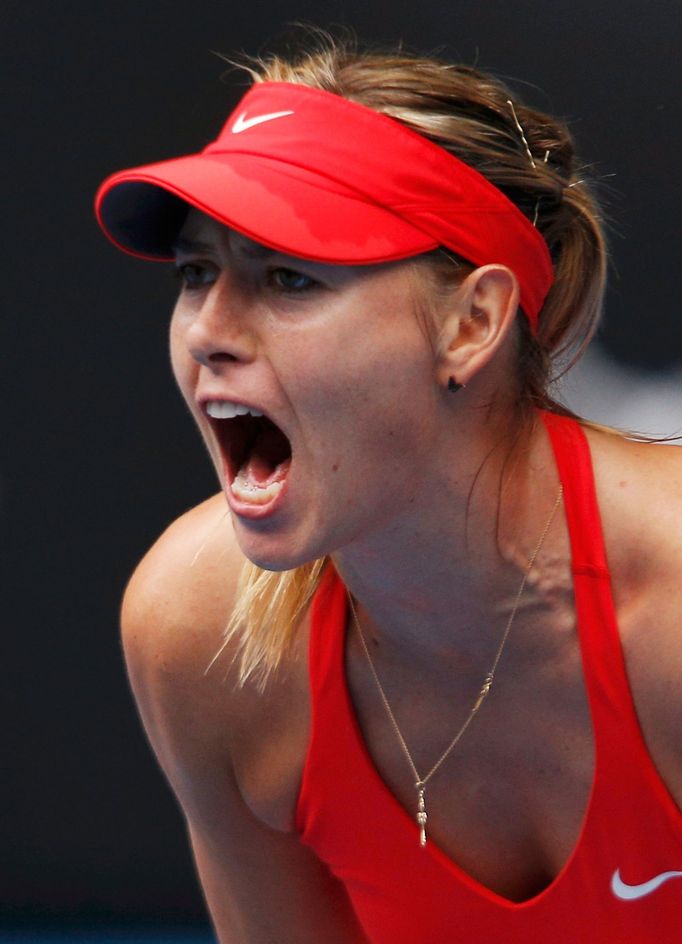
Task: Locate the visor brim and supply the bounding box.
[95,152,439,264]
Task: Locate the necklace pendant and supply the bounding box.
[416,784,428,847]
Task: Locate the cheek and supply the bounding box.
[168,314,198,403]
[285,328,436,470]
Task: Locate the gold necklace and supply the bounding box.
[348,484,563,848]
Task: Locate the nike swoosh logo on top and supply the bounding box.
[611,868,682,901]
[231,110,294,133]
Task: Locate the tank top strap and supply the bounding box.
[540,410,610,578]
[539,409,647,758]
[296,561,370,841]
[307,560,346,690]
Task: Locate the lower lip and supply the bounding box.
[221,455,291,520]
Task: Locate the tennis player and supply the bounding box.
[95,38,682,943]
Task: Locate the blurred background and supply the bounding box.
[3,0,680,941]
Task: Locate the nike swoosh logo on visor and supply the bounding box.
[231,110,295,133]
[611,867,682,901]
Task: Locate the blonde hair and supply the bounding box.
[209,35,611,689]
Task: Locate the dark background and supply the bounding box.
[4,0,680,934]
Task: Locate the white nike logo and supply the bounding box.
[231,110,294,133]
[611,867,682,901]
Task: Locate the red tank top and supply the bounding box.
[295,412,682,942]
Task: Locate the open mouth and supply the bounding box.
[210,412,292,505]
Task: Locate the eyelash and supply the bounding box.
[268,267,318,293]
[172,263,319,295]
[172,263,214,291]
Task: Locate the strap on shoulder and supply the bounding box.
[540,410,610,578]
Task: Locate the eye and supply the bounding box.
[267,267,318,294]
[172,262,216,291]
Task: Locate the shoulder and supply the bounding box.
[120,490,246,733]
[120,491,312,828]
[120,499,366,941]
[120,492,249,813]
[121,491,242,640]
[584,426,682,796]
[583,425,682,604]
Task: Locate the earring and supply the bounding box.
[447,377,464,392]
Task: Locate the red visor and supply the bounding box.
[95,81,554,331]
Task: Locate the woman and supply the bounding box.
[95,39,682,943]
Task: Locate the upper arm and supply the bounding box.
[120,494,368,943]
[188,810,368,943]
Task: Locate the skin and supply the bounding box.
[122,207,682,941]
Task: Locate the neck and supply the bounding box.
[331,408,564,664]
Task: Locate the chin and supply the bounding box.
[232,521,326,574]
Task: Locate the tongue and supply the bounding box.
[238,425,291,487]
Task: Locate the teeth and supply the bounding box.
[230,472,283,505]
[206,400,264,419]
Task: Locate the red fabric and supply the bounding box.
[94,82,553,331]
[295,411,682,942]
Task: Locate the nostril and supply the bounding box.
[208,352,239,363]
[188,343,244,367]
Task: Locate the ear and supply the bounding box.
[435,264,520,388]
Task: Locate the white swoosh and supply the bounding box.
[231,110,294,133]
[611,867,682,901]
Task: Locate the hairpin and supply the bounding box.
[506,100,551,227]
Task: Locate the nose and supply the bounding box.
[183,275,257,368]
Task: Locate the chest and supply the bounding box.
[344,589,682,904]
[345,611,597,903]
[234,582,682,906]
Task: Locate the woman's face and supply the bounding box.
[170,208,445,570]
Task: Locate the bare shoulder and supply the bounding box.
[120,489,313,823]
[120,496,365,942]
[585,426,682,796]
[120,492,247,803]
[121,490,242,645]
[583,426,682,599]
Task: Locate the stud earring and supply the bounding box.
[447,377,464,392]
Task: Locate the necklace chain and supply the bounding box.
[348,484,563,847]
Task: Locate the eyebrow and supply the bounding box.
[170,236,215,255]
[235,240,276,259]
[171,234,276,260]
